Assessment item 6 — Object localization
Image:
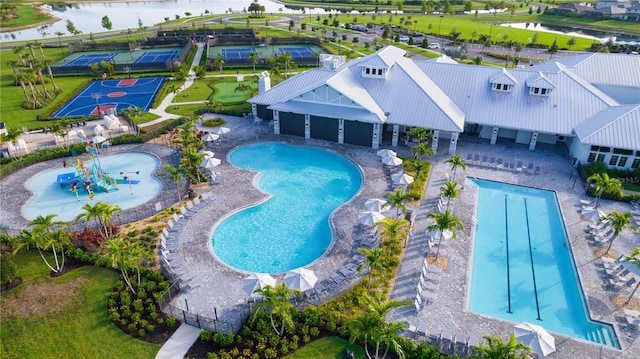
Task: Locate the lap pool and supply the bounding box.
[468,179,619,348]
[211,143,362,273]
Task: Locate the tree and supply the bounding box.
[13,215,71,274]
[251,283,301,336]
[102,235,144,293]
[65,20,82,35]
[164,165,186,206]
[75,201,121,240]
[471,334,531,359]
[101,16,113,31]
[214,53,225,78]
[440,181,460,209]
[586,173,623,208]
[445,154,466,181]
[348,295,410,359]
[623,247,640,305]
[0,127,22,157]
[377,217,410,249]
[567,37,576,50]
[248,2,265,18]
[427,209,464,260]
[548,38,559,58]
[385,189,411,219]
[234,83,252,99]
[248,51,259,74]
[357,247,384,292]
[602,211,638,254]
[412,142,434,159]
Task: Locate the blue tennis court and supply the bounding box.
[221,47,257,60]
[51,77,166,118]
[60,53,118,67]
[133,50,180,64]
[279,47,315,59]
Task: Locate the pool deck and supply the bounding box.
[2,114,638,358]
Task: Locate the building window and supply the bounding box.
[365,68,370,74]
[618,156,628,167]
[529,87,551,96]
[632,158,640,169]
[492,83,512,92]
[588,152,606,163]
[378,69,383,75]
[609,155,620,166]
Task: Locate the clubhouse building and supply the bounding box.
[249,46,640,170]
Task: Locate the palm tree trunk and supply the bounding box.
[605,236,617,254]
[435,233,444,260]
[37,248,57,272]
[51,243,60,271]
[624,282,640,305]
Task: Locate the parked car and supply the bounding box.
[412,32,424,37]
[428,43,440,49]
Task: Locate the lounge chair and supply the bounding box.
[509,163,515,171]
[185,276,203,291]
[160,238,179,251]
[414,293,423,312]
[186,200,198,213]
[416,322,428,337]
[481,155,489,165]
[166,219,184,232]
[496,158,503,168]
[488,157,496,167]
[527,162,534,173]
[534,166,541,175]
[593,230,615,244]
[473,154,480,164]
[467,336,482,355]
[610,276,636,290]
[172,213,186,223]
[161,250,181,261]
[418,285,437,303]
[454,334,468,355]
[516,160,523,171]
[605,266,628,278]
[465,153,473,162]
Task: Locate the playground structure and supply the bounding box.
[56,140,139,199]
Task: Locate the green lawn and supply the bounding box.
[165,103,205,117]
[1,5,55,30]
[1,251,160,358]
[212,80,257,105]
[284,337,365,359]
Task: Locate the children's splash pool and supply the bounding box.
[24,152,162,221]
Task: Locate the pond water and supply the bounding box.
[499,22,613,43]
[3,0,307,42]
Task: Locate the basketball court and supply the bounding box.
[51,77,166,118]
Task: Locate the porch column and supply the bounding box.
[273,111,280,134]
[391,124,399,147]
[304,114,310,139]
[372,123,380,150]
[448,132,459,155]
[490,127,499,145]
[338,119,344,144]
[431,130,440,152]
[529,132,538,151]
[251,104,257,119]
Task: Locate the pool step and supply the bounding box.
[584,325,612,347]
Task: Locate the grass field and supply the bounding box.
[1,5,55,30]
[283,337,365,359]
[0,251,160,358]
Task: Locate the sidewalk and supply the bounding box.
[155,323,200,359]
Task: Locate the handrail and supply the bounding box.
[524,198,542,321]
[505,195,512,314]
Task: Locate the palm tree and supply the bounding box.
[13,217,71,274]
[0,127,23,157]
[445,154,466,181]
[167,84,179,108]
[248,51,259,74]
[183,148,206,183]
[164,164,185,206]
[471,334,531,359]
[440,181,460,209]
[214,53,225,78]
[587,173,623,208]
[377,217,410,249]
[251,283,301,336]
[427,209,465,260]
[386,189,411,219]
[411,142,434,159]
[357,247,384,293]
[75,201,121,240]
[234,83,252,100]
[348,295,411,359]
[102,235,144,293]
[623,247,640,305]
[407,160,428,180]
[602,211,638,254]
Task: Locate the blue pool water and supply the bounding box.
[212,143,362,273]
[24,152,162,221]
[468,179,618,348]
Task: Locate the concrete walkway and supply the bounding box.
[155,324,201,359]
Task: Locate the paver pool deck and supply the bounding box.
[2,114,638,358]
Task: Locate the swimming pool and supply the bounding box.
[211,143,362,273]
[468,179,619,348]
[24,152,162,222]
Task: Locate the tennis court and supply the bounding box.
[60,53,119,67]
[133,50,181,64]
[278,47,316,59]
[220,47,258,60]
[51,77,166,118]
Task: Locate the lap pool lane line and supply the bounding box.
[523,198,542,321]
[505,194,513,314]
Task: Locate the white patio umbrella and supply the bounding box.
[622,256,640,276]
[89,136,108,144]
[514,322,556,358]
[365,198,390,213]
[376,149,397,158]
[242,273,277,296]
[201,157,221,169]
[392,173,414,185]
[213,126,231,135]
[358,211,385,226]
[199,150,215,159]
[425,228,453,241]
[201,133,219,142]
[283,268,317,292]
[382,156,403,166]
[581,208,606,222]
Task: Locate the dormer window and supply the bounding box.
[489,68,517,94]
[526,72,556,98]
[361,66,387,79]
[529,86,551,96]
[493,83,512,92]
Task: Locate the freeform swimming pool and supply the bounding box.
[468,179,618,348]
[24,152,162,221]
[211,143,362,273]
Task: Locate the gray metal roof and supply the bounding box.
[248,69,335,105]
[550,53,640,88]
[574,104,640,149]
[268,101,381,123]
[490,68,518,85]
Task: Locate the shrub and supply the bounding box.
[212,332,235,347]
[166,316,177,327]
[0,254,17,284]
[202,118,226,127]
[200,329,213,341]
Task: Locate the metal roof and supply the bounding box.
[268,101,381,123]
[550,53,640,88]
[490,68,518,85]
[574,104,640,149]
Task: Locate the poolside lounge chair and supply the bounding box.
[414,293,423,312]
[526,162,534,174]
[417,285,437,303]
[605,266,628,278]
[534,166,541,175]
[473,154,480,165]
[454,334,468,355]
[496,158,503,168]
[184,276,203,291]
[160,238,179,251]
[172,213,186,223]
[481,155,489,166]
[609,276,636,291]
[193,196,206,209]
[516,161,523,171]
[439,329,454,354]
[466,336,482,355]
[601,255,624,267]
[593,230,615,244]
[416,322,428,337]
[166,219,184,232]
[465,153,473,163]
[186,200,199,213]
[161,250,181,261]
[508,163,515,171]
